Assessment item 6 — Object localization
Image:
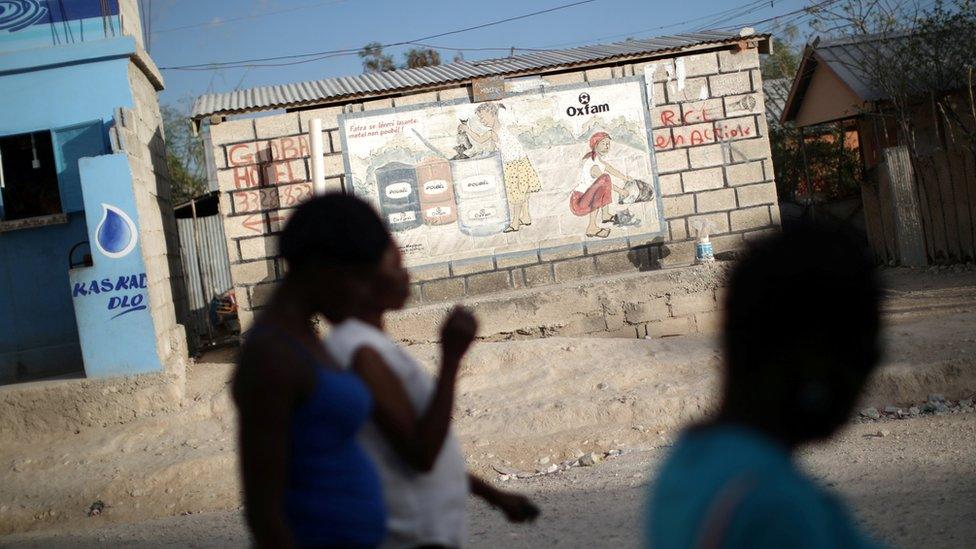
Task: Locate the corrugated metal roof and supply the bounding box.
[806,32,916,105]
[781,32,914,125]
[192,30,768,120]
[763,77,791,129]
[813,34,892,102]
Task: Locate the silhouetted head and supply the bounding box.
[278,193,411,322]
[721,222,881,446]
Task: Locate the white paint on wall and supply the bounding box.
[643,64,658,109]
[675,58,687,91]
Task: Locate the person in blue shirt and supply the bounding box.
[233,196,395,547]
[647,221,884,549]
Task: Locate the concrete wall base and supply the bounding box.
[387,261,733,344]
[0,369,186,445]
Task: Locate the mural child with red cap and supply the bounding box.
[571,132,633,238]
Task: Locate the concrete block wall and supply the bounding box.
[384,263,732,344]
[207,44,779,331]
[118,0,145,50]
[117,61,189,374]
[639,48,780,266]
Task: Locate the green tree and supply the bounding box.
[358,44,443,73]
[762,23,861,203]
[359,42,396,73]
[403,47,441,69]
[761,24,801,80]
[811,0,976,152]
[161,104,206,204]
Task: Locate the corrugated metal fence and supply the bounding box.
[178,215,233,348]
[865,145,976,265]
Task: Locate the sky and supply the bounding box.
[147,0,815,111]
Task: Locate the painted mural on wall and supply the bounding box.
[339,77,663,267]
[0,0,120,52]
[69,153,161,377]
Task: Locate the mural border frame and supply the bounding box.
[337,75,667,271]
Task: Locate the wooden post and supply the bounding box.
[798,126,814,220]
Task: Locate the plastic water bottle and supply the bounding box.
[696,235,714,263]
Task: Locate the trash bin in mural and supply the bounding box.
[375,161,423,232]
[450,153,510,237]
[415,157,458,226]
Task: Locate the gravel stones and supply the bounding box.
[861,395,974,423]
[861,407,881,420]
[579,452,604,467]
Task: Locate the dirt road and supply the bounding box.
[2,412,973,548]
[1,267,974,546]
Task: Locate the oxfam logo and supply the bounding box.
[566,91,609,117]
[95,204,138,259]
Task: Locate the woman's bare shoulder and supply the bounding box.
[234,329,307,403]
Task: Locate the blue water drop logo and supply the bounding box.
[95,204,138,259]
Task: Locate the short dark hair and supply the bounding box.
[723,222,881,395]
[279,192,392,272]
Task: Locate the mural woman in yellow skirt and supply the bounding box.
[462,102,542,233]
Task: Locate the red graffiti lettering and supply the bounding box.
[279,137,300,159]
[241,215,264,233]
[233,166,259,189]
[271,136,310,160]
[233,191,259,213]
[233,188,283,213]
[280,182,313,207]
[714,124,752,140]
[655,120,753,150]
[227,144,254,166]
[661,106,720,129]
[265,161,296,185]
[660,109,677,127]
[684,108,712,124]
[690,129,715,146]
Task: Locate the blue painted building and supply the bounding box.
[0,1,189,383]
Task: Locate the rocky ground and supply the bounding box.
[0,267,974,547]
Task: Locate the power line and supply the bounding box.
[162,0,834,75]
[693,0,775,32]
[160,0,598,70]
[408,41,550,54]
[170,50,353,71]
[152,0,349,34]
[713,0,842,31]
[523,0,772,51]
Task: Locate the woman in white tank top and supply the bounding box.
[315,194,540,548]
